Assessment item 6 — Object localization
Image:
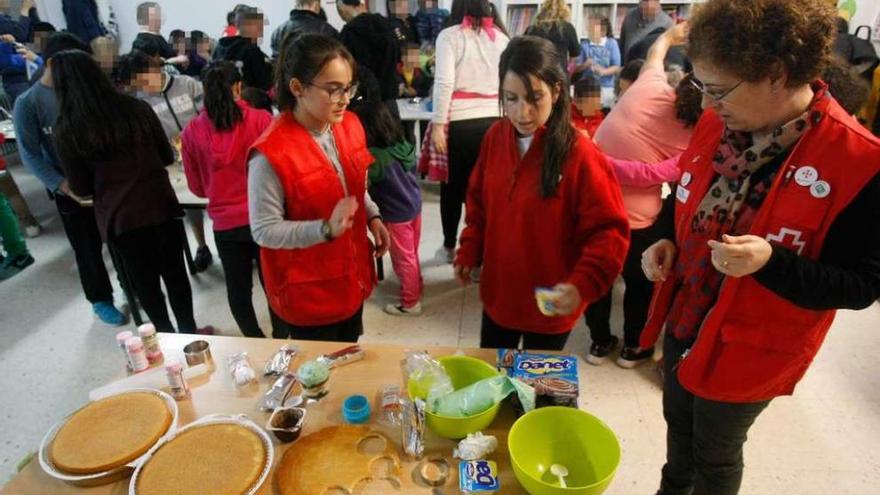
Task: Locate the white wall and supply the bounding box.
[35,0,347,55]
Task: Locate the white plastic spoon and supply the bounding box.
[550,464,569,488]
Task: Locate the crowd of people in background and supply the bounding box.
[0,1,879,494]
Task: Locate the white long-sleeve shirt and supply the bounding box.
[431,24,509,125]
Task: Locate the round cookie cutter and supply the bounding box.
[417,456,450,487]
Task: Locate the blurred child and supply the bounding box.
[398,42,431,97]
[132,2,188,66]
[351,97,424,316]
[387,0,417,44]
[572,77,604,138]
[413,0,449,47]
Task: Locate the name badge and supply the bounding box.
[676,185,690,204]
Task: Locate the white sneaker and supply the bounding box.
[24,224,41,238]
[436,246,454,264]
[384,302,423,316]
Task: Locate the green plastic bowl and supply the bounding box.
[508,407,621,495]
[407,355,501,439]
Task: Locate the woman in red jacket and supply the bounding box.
[181,61,280,338]
[639,1,880,493]
[454,35,630,351]
[248,34,389,342]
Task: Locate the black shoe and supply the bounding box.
[193,246,213,273]
[0,253,35,280]
[586,335,619,366]
[616,346,655,369]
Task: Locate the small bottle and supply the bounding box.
[115,331,134,372]
[165,359,190,400]
[138,323,164,364]
[125,337,150,373]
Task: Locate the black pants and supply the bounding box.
[659,335,771,495]
[276,305,364,343]
[441,117,497,249]
[479,312,571,351]
[55,195,114,303]
[111,219,197,333]
[214,226,284,338]
[585,223,660,348]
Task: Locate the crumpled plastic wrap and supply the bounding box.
[402,351,455,405]
[429,375,535,417]
[453,432,498,461]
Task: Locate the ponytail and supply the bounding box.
[203,61,243,131]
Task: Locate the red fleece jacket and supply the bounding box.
[181,101,272,231]
[456,119,630,334]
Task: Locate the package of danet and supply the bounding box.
[264,345,299,377]
[496,349,523,377]
[260,372,298,411]
[511,352,579,409]
[459,460,500,492]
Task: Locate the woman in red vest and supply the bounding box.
[639,1,880,494]
[454,36,630,351]
[248,34,389,342]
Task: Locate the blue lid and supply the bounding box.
[343,394,371,424]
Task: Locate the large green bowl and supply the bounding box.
[508,407,621,495]
[407,355,501,439]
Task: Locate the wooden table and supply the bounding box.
[4,335,591,494]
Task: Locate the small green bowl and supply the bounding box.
[508,407,621,495]
[407,355,501,439]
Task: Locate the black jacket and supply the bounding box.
[340,13,400,102]
[525,21,581,67]
[271,9,338,59]
[132,32,177,59]
[62,0,106,44]
[213,36,273,91]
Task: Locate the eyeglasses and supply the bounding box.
[307,82,359,103]
[689,77,744,103]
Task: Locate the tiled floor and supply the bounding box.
[1,157,878,493]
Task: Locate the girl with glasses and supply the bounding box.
[248,34,389,342]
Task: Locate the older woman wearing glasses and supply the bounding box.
[640,1,880,494]
[249,34,389,342]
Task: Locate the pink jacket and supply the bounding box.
[605,153,682,187]
[181,101,272,231]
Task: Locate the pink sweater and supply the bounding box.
[181,101,272,231]
[594,66,693,228]
[606,153,682,187]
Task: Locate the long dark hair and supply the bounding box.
[348,62,403,148]
[275,33,357,112]
[447,0,509,37]
[203,61,244,131]
[52,50,153,159]
[499,36,574,198]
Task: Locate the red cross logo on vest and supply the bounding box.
[765,227,806,255]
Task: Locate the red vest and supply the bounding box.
[252,112,376,326]
[641,94,880,402]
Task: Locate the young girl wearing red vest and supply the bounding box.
[181,61,281,339]
[454,36,630,351]
[249,34,390,342]
[639,1,880,493]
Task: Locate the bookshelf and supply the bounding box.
[498,0,701,40]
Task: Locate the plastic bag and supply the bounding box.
[454,432,499,460]
[403,351,454,405]
[227,352,257,387]
[429,376,535,417]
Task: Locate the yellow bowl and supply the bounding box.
[509,407,621,495]
[407,355,501,439]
